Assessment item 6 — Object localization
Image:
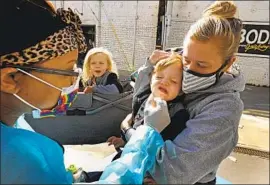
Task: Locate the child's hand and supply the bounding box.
[107,136,125,148]
[83,86,93,94]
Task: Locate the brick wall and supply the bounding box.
[52,1,159,73]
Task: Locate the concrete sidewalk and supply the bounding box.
[237,114,269,153]
[217,152,269,184]
[238,85,269,154]
[64,144,269,184]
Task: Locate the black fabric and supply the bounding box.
[0,0,67,56]
[194,178,216,185]
[78,73,85,92]
[112,149,122,161]
[85,172,103,183]
[120,129,128,143]
[105,73,124,93]
[160,109,189,141]
[132,85,152,119]
[78,79,85,92]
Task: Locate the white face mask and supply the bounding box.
[61,73,82,95]
[13,68,81,111]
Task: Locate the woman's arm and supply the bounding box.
[133,58,154,96]
[149,95,243,184]
[134,51,170,96]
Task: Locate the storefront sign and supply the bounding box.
[238,22,270,57]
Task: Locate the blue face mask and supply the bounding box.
[182,59,230,94]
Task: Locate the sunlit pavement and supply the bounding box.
[238,85,269,156]
[64,144,269,184]
[219,85,270,184]
[238,114,269,152]
[218,152,269,184]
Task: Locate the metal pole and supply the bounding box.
[161,0,167,49]
[61,0,64,9]
[53,1,57,9]
[98,0,102,47]
[81,0,84,15]
[161,15,166,49]
[131,0,139,71]
[164,0,173,49]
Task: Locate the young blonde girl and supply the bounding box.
[81,47,123,94]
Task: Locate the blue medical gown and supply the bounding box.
[1,123,73,184]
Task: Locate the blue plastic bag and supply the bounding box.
[98,125,164,184]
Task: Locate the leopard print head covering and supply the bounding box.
[0,4,87,67]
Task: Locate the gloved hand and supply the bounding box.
[143,95,170,133]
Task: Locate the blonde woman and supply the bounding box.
[82,47,123,94]
[101,1,245,184]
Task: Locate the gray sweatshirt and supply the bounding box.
[129,59,245,184]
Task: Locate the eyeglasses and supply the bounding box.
[1,64,79,77]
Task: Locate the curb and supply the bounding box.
[234,145,269,159]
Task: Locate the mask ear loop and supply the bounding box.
[214,58,231,84]
[17,68,62,91]
[13,93,41,111]
[12,68,63,111]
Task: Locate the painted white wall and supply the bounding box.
[52,1,159,72]
[166,1,269,86]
